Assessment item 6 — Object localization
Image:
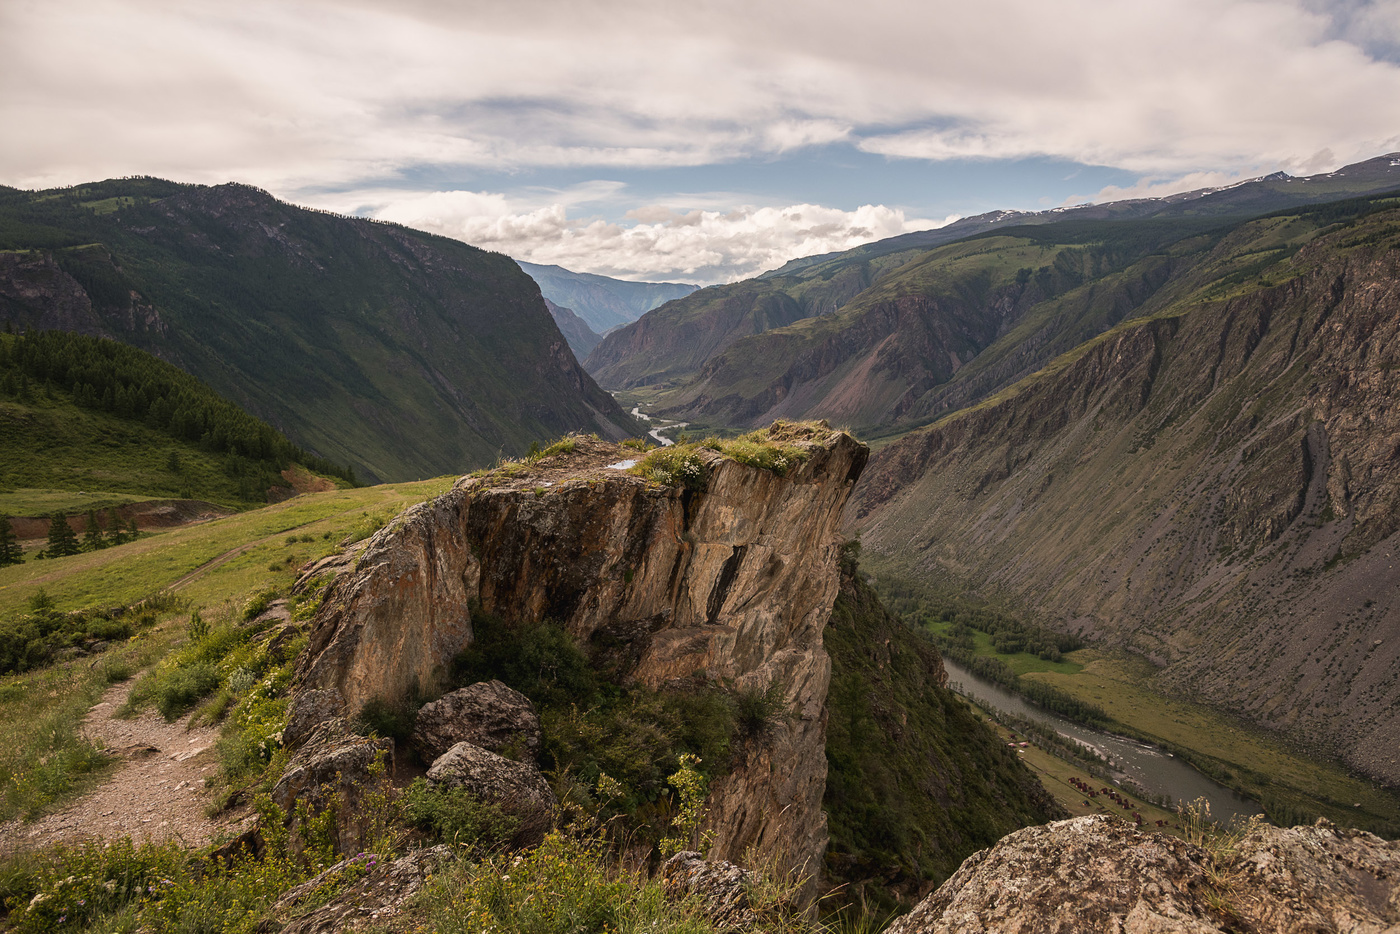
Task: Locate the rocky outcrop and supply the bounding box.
[270,718,393,854]
[661,851,757,931]
[887,815,1400,934]
[426,742,556,846]
[411,680,541,762]
[295,423,868,890]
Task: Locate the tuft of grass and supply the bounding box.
[703,430,811,477]
[629,444,707,490]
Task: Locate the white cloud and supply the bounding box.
[3,0,1400,195]
[338,188,950,284]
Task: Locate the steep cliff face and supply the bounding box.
[296,424,869,884]
[850,215,1400,785]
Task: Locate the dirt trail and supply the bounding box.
[0,679,253,854]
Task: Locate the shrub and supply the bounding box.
[733,682,788,739]
[451,613,598,710]
[400,778,519,850]
[352,696,418,745]
[630,444,707,490]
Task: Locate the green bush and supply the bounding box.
[352,696,419,745]
[400,778,520,850]
[153,663,221,720]
[630,444,707,490]
[451,613,598,710]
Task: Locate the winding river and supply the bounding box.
[941,658,1264,825]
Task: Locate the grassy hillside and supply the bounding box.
[0,179,639,483]
[850,203,1400,794]
[1,330,354,513]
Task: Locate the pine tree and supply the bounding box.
[46,513,80,557]
[0,515,22,566]
[127,518,140,541]
[83,510,105,551]
[105,508,126,546]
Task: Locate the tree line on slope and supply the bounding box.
[0,329,357,490]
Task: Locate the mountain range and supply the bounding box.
[585,154,1400,438]
[0,179,639,482]
[516,260,699,334]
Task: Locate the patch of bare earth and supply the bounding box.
[0,678,254,854]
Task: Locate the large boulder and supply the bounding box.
[426,741,556,847]
[270,718,393,855]
[886,815,1400,934]
[411,680,541,762]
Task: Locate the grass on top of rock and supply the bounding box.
[629,425,816,490]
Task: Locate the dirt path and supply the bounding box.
[0,679,254,854]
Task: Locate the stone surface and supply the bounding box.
[411,680,541,762]
[282,689,346,750]
[426,741,556,846]
[661,851,756,931]
[261,845,451,934]
[885,815,1400,934]
[296,423,868,888]
[270,717,393,854]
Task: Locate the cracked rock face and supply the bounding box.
[886,815,1400,934]
[295,423,867,891]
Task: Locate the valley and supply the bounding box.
[2,158,1398,933]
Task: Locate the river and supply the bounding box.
[629,405,686,446]
[941,658,1263,825]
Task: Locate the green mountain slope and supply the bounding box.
[848,204,1400,788]
[0,179,639,482]
[586,154,1400,433]
[1,330,351,509]
[824,558,1064,907]
[544,298,603,358]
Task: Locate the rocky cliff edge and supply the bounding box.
[293,423,868,886]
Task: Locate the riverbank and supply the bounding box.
[863,561,1400,837]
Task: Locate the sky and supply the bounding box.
[4,0,1400,284]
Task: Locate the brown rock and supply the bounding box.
[886,815,1400,934]
[296,423,868,891]
[282,689,346,750]
[411,680,541,762]
[426,741,555,846]
[270,717,393,855]
[661,851,757,931]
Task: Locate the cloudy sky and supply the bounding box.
[4,0,1399,283]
